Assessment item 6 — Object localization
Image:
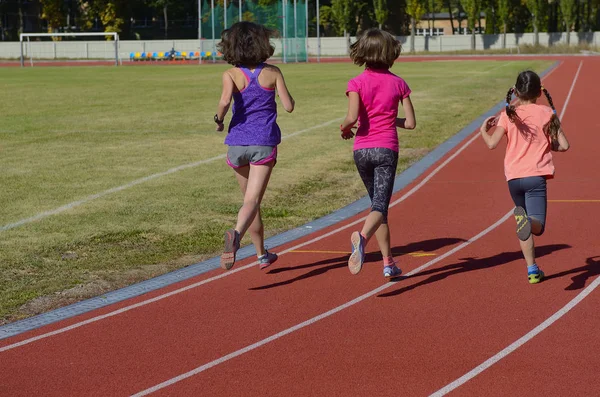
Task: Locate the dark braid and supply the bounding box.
[505,87,519,123]
[541,86,561,149]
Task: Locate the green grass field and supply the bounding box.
[0,59,552,323]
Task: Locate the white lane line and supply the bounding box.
[559,60,583,119]
[0,119,341,232]
[429,275,600,397]
[0,62,565,352]
[429,59,585,396]
[130,211,513,397]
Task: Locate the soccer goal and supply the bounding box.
[20,32,120,67]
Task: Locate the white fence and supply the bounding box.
[1,32,598,60]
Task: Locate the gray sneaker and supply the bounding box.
[220,229,240,270]
[258,250,278,270]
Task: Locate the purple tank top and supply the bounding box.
[225,63,281,146]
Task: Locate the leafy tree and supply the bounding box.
[524,0,546,45]
[40,0,66,37]
[99,1,124,38]
[559,0,576,44]
[331,0,358,51]
[498,0,510,46]
[460,0,482,49]
[406,0,426,51]
[373,0,389,29]
[151,0,174,39]
[319,5,338,36]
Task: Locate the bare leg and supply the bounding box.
[519,235,536,266]
[374,223,392,259]
[360,211,384,243]
[530,216,543,235]
[233,163,273,255]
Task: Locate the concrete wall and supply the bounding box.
[1,32,598,60]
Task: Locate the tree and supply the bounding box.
[331,0,358,51]
[319,5,337,36]
[406,0,426,51]
[442,0,458,34]
[40,0,66,37]
[373,0,389,29]
[524,0,545,45]
[560,0,576,44]
[460,0,482,49]
[427,0,444,35]
[498,0,510,46]
[100,1,124,38]
[151,0,173,39]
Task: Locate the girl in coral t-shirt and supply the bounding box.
[480,70,570,284]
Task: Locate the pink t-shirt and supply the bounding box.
[346,68,411,152]
[496,103,555,181]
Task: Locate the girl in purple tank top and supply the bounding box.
[214,22,295,271]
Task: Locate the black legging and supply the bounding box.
[353,148,399,224]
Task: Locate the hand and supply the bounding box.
[216,122,224,132]
[340,125,355,140]
[480,116,498,133]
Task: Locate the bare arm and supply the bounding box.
[480,116,505,149]
[215,71,235,131]
[340,91,360,139]
[396,96,416,130]
[552,127,570,152]
[275,69,295,113]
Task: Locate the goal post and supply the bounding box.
[20,32,120,67]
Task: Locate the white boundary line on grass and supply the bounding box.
[428,59,585,397]
[0,119,341,232]
[0,59,527,232]
[0,115,483,353]
[130,211,514,396]
[0,61,563,353]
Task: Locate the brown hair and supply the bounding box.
[217,21,275,67]
[349,28,402,69]
[504,70,561,145]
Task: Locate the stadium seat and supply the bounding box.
[158,52,164,58]
[200,51,206,57]
[182,51,187,57]
[135,52,141,59]
[129,52,135,59]
[152,52,158,58]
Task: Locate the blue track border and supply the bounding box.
[0,61,559,341]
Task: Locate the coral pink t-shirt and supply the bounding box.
[496,103,555,181]
[346,68,411,152]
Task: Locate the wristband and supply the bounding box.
[214,114,224,124]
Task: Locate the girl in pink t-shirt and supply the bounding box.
[340,28,416,279]
[480,70,570,284]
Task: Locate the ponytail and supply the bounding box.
[541,86,561,147]
[505,87,519,123]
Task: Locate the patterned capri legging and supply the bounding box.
[353,148,399,224]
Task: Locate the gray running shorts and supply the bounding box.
[226,145,277,168]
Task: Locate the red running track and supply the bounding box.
[0,57,598,397]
